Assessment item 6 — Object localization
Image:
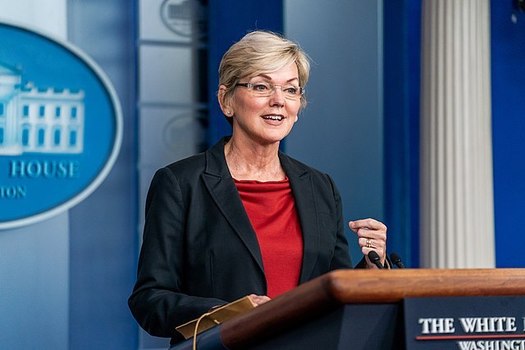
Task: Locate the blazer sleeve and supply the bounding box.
[128,168,226,339]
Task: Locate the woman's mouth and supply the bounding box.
[262,115,284,121]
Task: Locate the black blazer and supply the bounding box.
[128,137,353,341]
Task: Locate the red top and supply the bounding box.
[235,178,304,298]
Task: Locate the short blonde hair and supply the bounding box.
[218,31,310,109]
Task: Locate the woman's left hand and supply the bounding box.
[349,218,387,268]
[247,294,271,306]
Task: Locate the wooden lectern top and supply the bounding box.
[221,268,525,348]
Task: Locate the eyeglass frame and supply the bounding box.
[234,81,305,100]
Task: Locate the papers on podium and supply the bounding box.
[175,296,256,339]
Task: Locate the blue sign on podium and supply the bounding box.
[404,296,525,350]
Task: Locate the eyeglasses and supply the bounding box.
[235,81,304,100]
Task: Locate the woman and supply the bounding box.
[128,30,387,344]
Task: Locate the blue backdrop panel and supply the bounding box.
[383,0,422,268]
[491,2,525,267]
[207,0,284,145]
[0,215,69,349]
[67,0,138,349]
[284,0,384,263]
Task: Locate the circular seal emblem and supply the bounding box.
[160,0,207,40]
[0,21,122,229]
[162,112,207,156]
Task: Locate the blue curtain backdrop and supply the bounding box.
[383,0,422,268]
[491,1,525,267]
[207,0,284,146]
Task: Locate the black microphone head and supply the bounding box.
[390,252,405,268]
[367,250,383,269]
[390,252,401,262]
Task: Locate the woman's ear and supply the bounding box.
[218,85,233,117]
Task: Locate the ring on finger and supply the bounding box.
[365,239,373,248]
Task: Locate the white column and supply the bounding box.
[420,0,495,268]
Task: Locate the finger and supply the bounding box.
[359,241,385,257]
[359,237,378,249]
[248,294,271,306]
[349,218,387,231]
[358,237,386,258]
[352,223,387,240]
[355,232,387,249]
[352,230,387,246]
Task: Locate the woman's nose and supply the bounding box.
[269,87,285,106]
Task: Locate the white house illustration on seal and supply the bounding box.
[0,62,85,155]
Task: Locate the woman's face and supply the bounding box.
[220,62,302,147]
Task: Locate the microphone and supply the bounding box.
[368,250,384,269]
[390,252,405,268]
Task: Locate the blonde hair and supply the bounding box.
[218,31,310,110]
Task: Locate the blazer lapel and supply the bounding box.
[280,153,320,283]
[201,139,265,274]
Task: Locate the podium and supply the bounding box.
[171,268,525,350]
